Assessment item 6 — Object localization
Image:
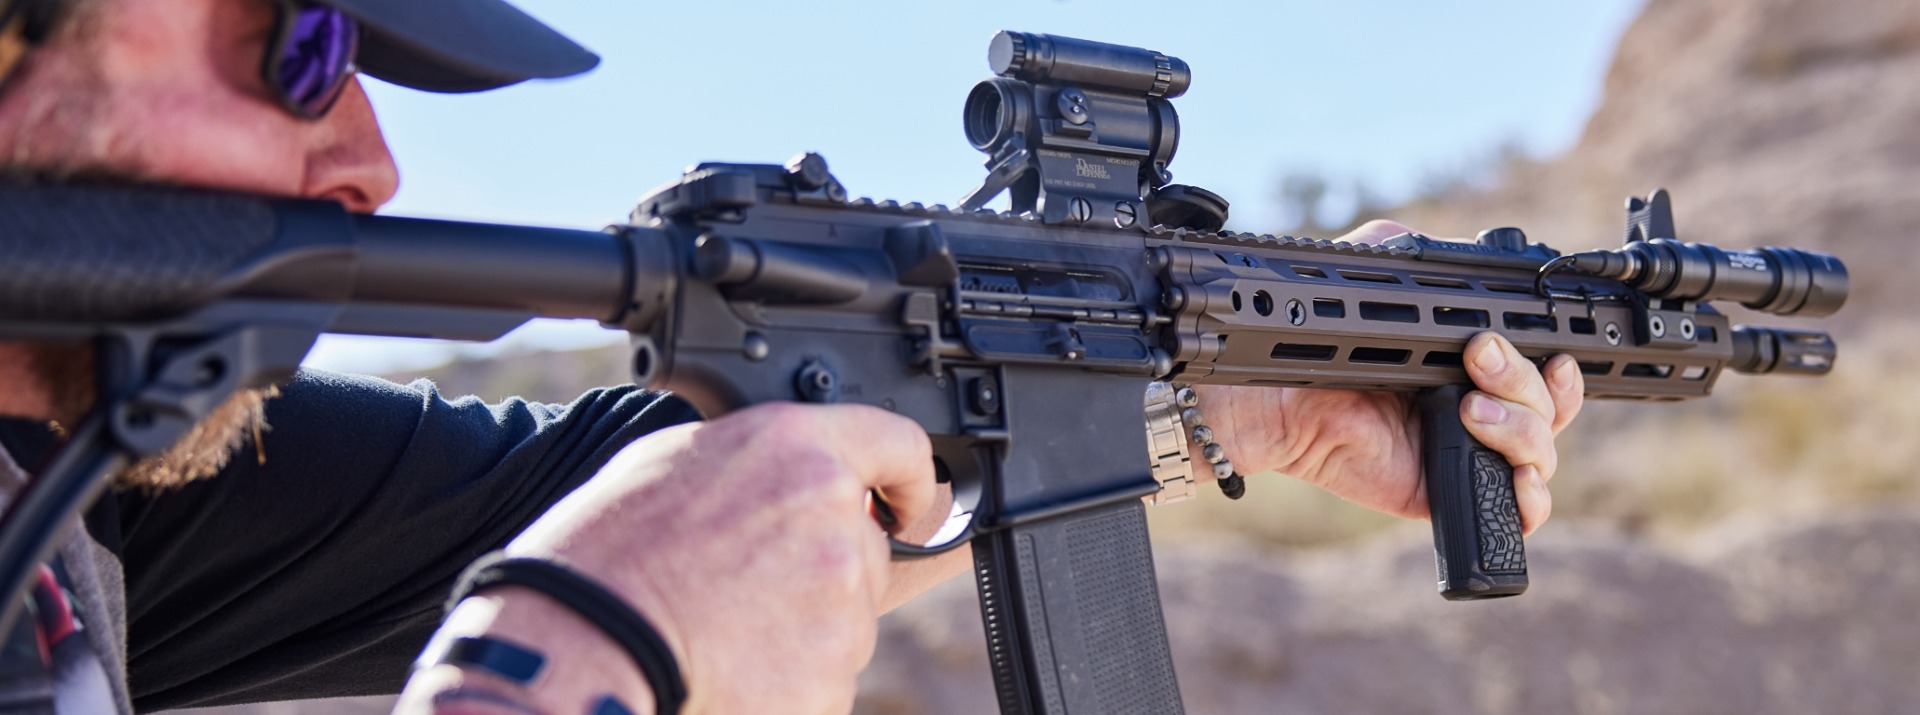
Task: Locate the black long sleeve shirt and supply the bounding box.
[3,369,699,711]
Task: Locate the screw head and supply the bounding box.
[1649,315,1668,338]
[743,332,770,361]
[1114,201,1138,229]
[1162,286,1187,310]
[1068,197,1093,223]
[1286,299,1306,326]
[1057,88,1091,125]
[1604,322,1623,346]
[1679,318,1697,340]
[1147,247,1170,270]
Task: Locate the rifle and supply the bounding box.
[0,31,1845,714]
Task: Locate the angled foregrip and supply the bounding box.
[1418,384,1528,600]
[971,500,1184,714]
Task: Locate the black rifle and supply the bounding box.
[0,32,1845,714]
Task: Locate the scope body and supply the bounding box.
[960,31,1187,228]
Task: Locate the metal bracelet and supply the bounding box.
[1144,382,1247,503]
[1143,381,1197,505]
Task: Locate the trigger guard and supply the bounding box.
[887,507,980,560]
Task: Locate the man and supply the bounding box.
[0,0,1584,713]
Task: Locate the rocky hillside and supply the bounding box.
[859,513,1920,715]
[1397,0,1920,327]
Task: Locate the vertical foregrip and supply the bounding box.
[971,500,1185,714]
[1418,384,1529,601]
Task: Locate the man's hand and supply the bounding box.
[500,403,936,714]
[1196,221,1585,536]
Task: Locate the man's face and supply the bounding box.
[0,0,397,204]
[0,0,401,484]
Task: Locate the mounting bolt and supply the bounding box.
[1069,197,1093,224]
[1649,315,1668,338]
[1162,286,1187,310]
[1147,247,1168,270]
[1604,322,1622,346]
[1285,298,1306,326]
[1679,318,1696,340]
[1115,201,1137,229]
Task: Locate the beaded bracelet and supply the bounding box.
[1171,383,1247,500]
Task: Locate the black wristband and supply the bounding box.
[449,553,687,715]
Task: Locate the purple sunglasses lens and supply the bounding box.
[276,5,359,115]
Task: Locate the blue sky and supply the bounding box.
[305,0,1645,374]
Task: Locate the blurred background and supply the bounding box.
[193,0,1920,712]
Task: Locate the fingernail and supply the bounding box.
[1474,338,1507,373]
[1467,393,1507,424]
[1551,359,1576,391]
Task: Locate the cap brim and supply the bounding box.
[325,0,599,93]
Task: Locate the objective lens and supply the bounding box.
[963,79,1020,152]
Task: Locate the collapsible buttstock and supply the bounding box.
[1418,384,1528,600]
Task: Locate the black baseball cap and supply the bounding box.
[323,0,599,93]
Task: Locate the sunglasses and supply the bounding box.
[261,0,360,120]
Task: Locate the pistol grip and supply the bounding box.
[1418,384,1529,600]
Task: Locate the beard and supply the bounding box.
[16,341,276,494]
[2,10,273,494]
[115,385,276,493]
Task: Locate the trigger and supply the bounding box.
[869,489,900,527]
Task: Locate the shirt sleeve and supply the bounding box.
[112,369,700,711]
